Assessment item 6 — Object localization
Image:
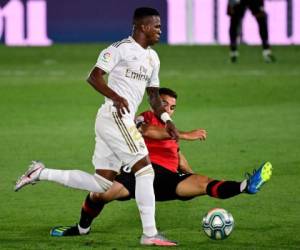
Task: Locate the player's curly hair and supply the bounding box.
[159,88,177,99]
[133,7,160,21]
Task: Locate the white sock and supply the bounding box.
[135,165,157,237]
[240,179,248,192]
[77,224,90,234]
[39,168,112,193]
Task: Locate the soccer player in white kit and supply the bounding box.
[14,7,179,246]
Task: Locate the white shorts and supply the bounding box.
[92,103,148,172]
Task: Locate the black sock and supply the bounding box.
[79,194,105,229]
[206,180,242,199]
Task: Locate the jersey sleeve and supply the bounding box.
[147,50,160,87]
[95,45,121,73]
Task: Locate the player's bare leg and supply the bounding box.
[176,175,212,197]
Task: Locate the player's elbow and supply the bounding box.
[86,74,98,89]
[86,74,93,85]
[86,67,98,85]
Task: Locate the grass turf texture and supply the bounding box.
[0,44,300,249]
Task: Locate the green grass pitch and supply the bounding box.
[0,44,300,249]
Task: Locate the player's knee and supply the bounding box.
[189,175,210,190]
[91,191,112,203]
[90,192,105,202]
[94,173,113,192]
[131,155,151,172]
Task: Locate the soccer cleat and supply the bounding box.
[50,225,89,237]
[246,162,272,194]
[229,50,239,63]
[262,49,276,63]
[14,161,45,191]
[140,233,177,246]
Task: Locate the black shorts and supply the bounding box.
[228,0,264,17]
[115,163,193,201]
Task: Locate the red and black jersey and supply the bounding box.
[136,111,179,173]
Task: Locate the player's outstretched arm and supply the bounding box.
[87,67,129,117]
[140,125,170,139]
[179,129,207,141]
[146,87,179,140]
[140,124,207,141]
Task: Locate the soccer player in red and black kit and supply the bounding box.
[227,0,276,63]
[50,88,272,239]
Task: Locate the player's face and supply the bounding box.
[143,16,161,45]
[160,94,176,116]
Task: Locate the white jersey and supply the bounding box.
[95,36,160,119]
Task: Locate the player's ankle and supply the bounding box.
[77,224,90,235]
[240,179,247,192]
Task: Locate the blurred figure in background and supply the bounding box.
[227,0,276,63]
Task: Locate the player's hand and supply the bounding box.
[112,95,130,117]
[165,121,179,141]
[187,129,207,140]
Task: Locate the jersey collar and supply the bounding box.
[128,36,150,50]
